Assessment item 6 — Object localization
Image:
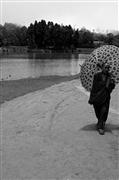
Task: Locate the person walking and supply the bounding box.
[88,63,115,135]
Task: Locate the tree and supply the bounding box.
[72,29,79,48]
[27,23,36,48]
[105,33,114,45]
[79,28,94,47]
[0,23,28,46]
[112,34,119,47]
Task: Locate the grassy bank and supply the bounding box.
[0,75,80,104]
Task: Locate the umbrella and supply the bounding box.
[80,45,119,91]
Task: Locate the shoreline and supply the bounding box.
[0,74,80,104]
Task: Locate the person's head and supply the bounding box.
[96,63,102,71]
[102,64,110,75]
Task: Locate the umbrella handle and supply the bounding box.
[79,64,82,67]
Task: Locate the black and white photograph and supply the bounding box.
[0,0,119,179]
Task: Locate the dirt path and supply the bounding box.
[1,80,119,180]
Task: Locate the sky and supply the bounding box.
[0,0,119,33]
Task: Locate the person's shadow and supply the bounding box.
[81,123,119,134]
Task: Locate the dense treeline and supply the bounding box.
[27,20,94,49]
[0,20,119,49]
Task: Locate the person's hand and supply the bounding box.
[111,78,115,84]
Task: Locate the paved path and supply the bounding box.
[1,80,119,180]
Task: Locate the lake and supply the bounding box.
[0,52,89,81]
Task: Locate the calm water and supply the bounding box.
[0,53,89,81]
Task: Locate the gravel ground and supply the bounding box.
[1,80,119,180]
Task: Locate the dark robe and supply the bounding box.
[88,72,115,105]
[88,71,115,129]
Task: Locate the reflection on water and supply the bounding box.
[0,52,89,80]
[28,52,77,59]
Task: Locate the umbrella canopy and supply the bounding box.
[80,45,119,91]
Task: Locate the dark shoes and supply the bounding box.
[98,128,105,135]
[96,122,105,135]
